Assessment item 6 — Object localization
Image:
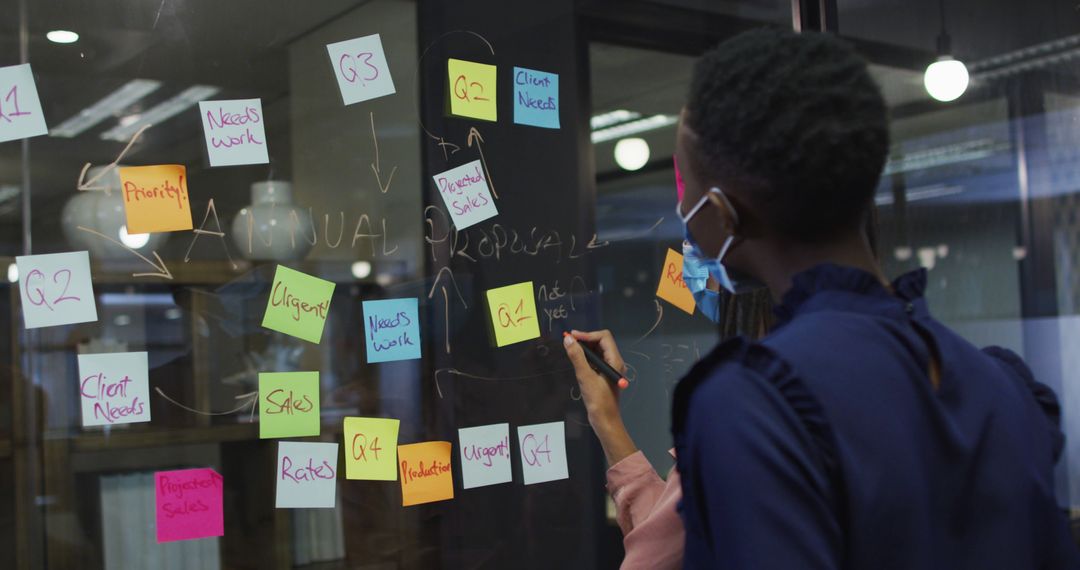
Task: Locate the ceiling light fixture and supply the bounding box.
[49,79,162,138]
[924,0,969,102]
[590,109,641,130]
[46,30,79,44]
[592,114,677,143]
[100,85,220,142]
[614,138,650,171]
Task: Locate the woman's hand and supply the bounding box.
[563,329,637,465]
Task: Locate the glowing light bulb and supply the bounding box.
[924,56,969,102]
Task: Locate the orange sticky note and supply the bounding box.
[398,441,454,507]
[118,165,193,234]
[655,248,696,315]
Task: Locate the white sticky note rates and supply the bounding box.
[198,98,269,167]
[458,423,512,489]
[517,421,569,485]
[16,251,97,329]
[0,63,48,143]
[326,34,396,105]
[77,352,151,427]
[275,441,339,508]
[432,159,498,230]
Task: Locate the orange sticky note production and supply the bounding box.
[118,165,193,234]
[398,441,454,507]
[655,248,696,315]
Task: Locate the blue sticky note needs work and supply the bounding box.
[363,298,421,363]
[513,67,559,129]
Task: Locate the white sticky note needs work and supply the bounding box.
[326,34,396,105]
[0,63,48,143]
[517,421,569,485]
[432,159,498,230]
[198,98,269,167]
[16,251,98,329]
[458,423,512,489]
[77,352,151,427]
[276,441,339,508]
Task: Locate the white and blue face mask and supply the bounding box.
[681,239,722,322]
[677,187,741,299]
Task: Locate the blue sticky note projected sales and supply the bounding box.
[513,67,559,129]
[362,298,421,363]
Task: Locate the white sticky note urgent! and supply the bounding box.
[432,159,498,230]
[77,352,151,428]
[198,98,269,167]
[326,34,396,105]
[517,421,569,485]
[458,423,512,489]
[275,441,339,508]
[0,63,48,143]
[16,251,98,329]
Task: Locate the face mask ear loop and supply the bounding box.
[716,234,736,264]
[709,187,740,227]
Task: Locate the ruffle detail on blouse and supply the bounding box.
[773,264,929,325]
[982,346,1064,461]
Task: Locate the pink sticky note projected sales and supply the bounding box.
[155,468,224,543]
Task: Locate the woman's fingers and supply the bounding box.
[570,329,626,374]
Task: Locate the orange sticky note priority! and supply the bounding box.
[655,248,696,315]
[398,441,454,507]
[118,165,194,234]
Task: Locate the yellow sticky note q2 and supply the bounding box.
[344,417,400,481]
[486,281,540,347]
[656,248,696,315]
[119,165,194,234]
[398,441,454,507]
[448,58,497,122]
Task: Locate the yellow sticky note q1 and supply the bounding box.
[344,417,400,481]
[398,441,454,507]
[448,58,497,121]
[486,281,540,347]
[656,248,696,315]
[119,165,194,234]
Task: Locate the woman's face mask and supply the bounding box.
[676,186,740,295]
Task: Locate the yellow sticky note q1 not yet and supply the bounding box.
[344,417,400,481]
[486,281,540,347]
[448,58,497,121]
[398,441,454,507]
[118,165,194,234]
[655,248,696,315]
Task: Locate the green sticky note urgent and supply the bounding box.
[259,371,321,439]
[262,265,336,344]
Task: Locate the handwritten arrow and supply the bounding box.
[633,299,664,344]
[369,111,398,194]
[466,127,497,199]
[155,388,259,420]
[76,124,151,193]
[75,226,173,279]
[427,266,469,354]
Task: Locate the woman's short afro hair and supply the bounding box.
[687,28,888,242]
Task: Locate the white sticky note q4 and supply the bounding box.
[198,98,269,167]
[432,159,498,230]
[77,352,151,427]
[16,251,98,329]
[0,63,48,143]
[326,34,396,105]
[275,441,339,508]
[517,421,569,485]
[458,423,512,489]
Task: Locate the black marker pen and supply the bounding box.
[563,331,629,390]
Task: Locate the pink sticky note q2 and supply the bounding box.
[155,467,224,543]
[673,155,686,203]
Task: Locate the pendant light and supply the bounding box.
[924,0,969,102]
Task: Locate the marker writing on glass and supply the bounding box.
[563,332,629,390]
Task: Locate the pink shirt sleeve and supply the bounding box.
[606,449,684,570]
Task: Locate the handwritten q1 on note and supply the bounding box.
[276,441,339,509]
[155,468,224,543]
[118,165,194,234]
[433,159,498,230]
[363,297,420,363]
[513,67,559,129]
[262,265,335,344]
[259,371,320,439]
[486,281,540,347]
[518,421,569,485]
[77,352,151,428]
[458,423,512,489]
[0,63,48,143]
[198,98,269,167]
[16,251,97,329]
[326,34,396,105]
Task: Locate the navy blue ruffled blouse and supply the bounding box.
[672,264,1080,569]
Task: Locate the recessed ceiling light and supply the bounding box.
[46,30,79,44]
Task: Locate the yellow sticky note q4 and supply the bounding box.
[656,248,696,315]
[119,165,194,234]
[448,58,497,122]
[344,417,400,481]
[486,281,540,347]
[398,441,454,507]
